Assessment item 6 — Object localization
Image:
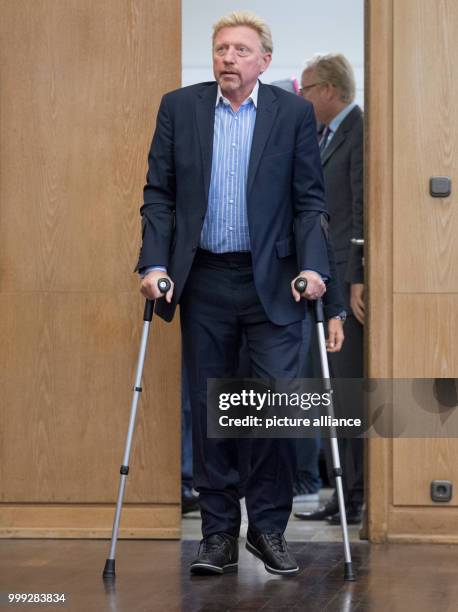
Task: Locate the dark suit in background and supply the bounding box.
[321,106,363,303]
[321,105,364,509]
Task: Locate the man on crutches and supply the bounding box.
[105,10,346,579]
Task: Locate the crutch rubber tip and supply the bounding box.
[344,561,356,581]
[103,558,116,580]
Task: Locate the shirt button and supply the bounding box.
[229,199,234,204]
[229,227,234,231]
[230,172,235,176]
[232,143,236,147]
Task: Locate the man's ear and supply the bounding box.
[261,53,272,73]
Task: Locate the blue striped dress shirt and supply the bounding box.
[199,81,258,252]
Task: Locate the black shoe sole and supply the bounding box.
[245,541,299,576]
[190,561,238,575]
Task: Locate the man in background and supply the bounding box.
[295,53,364,525]
[270,77,347,504]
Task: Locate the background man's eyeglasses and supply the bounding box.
[299,82,325,94]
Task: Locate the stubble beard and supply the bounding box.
[217,73,241,94]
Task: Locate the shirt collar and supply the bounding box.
[328,102,356,134]
[216,80,259,108]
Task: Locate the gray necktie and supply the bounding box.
[319,126,331,152]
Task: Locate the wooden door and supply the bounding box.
[367,0,458,542]
[0,0,182,538]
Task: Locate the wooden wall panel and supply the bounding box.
[392,294,458,509]
[393,295,458,378]
[1,0,180,293]
[388,506,458,543]
[393,0,458,293]
[393,439,458,506]
[0,294,181,503]
[0,0,182,536]
[0,505,181,539]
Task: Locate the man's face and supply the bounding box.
[213,26,272,98]
[300,68,329,123]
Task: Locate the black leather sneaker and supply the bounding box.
[190,533,238,575]
[246,530,299,576]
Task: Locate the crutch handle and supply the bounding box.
[294,277,325,322]
[294,277,308,294]
[157,277,171,294]
[143,277,172,321]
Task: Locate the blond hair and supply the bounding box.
[304,53,356,103]
[212,11,273,54]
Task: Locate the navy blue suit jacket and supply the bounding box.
[136,81,331,325]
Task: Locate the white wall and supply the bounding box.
[182,0,364,106]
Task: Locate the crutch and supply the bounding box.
[294,278,355,581]
[103,277,171,581]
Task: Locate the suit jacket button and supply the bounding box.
[192,246,197,252]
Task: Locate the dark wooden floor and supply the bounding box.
[0,539,457,611]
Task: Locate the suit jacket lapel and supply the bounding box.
[247,83,278,196]
[321,127,346,165]
[195,83,217,203]
[321,105,361,166]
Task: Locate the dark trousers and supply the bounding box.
[295,314,322,491]
[328,315,364,506]
[180,249,304,537]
